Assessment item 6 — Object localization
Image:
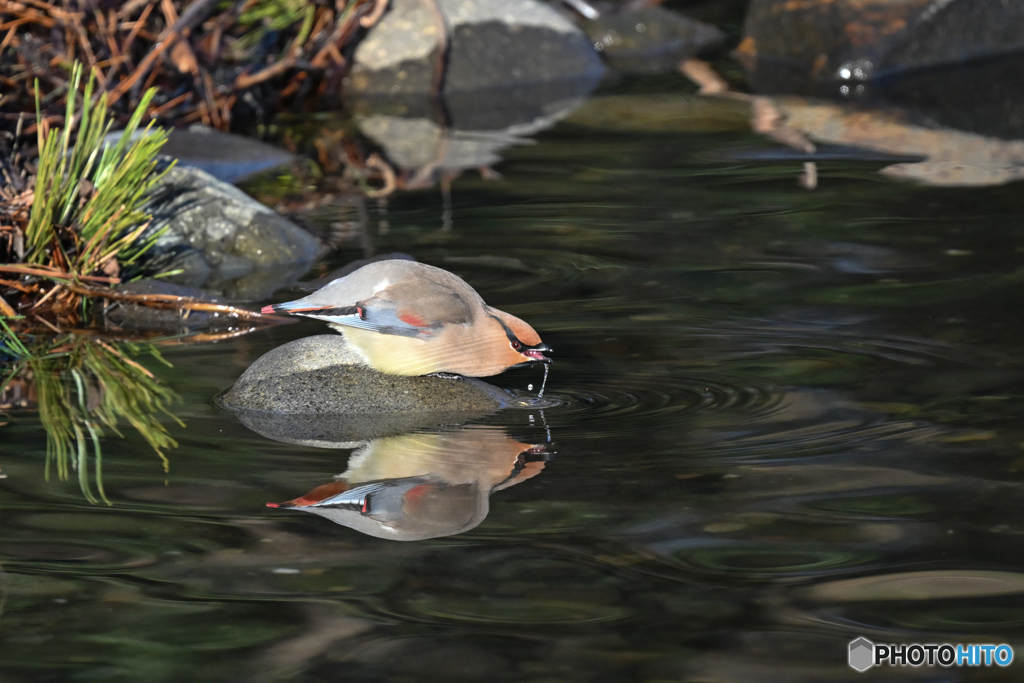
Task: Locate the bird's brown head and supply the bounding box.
[486,308,552,371]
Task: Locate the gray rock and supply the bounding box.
[443,12,602,91]
[880,0,1024,73]
[230,408,489,448]
[143,161,323,300]
[221,335,512,442]
[161,125,296,184]
[156,249,211,289]
[347,0,442,95]
[585,6,725,75]
[344,0,602,184]
[347,0,603,96]
[104,125,296,184]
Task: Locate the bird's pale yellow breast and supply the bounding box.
[339,327,446,376]
[338,318,519,377]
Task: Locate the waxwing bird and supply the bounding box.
[260,260,551,377]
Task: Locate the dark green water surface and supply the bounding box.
[4,93,1024,681]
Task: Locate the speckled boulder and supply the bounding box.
[223,333,512,423]
[142,161,323,299]
[346,0,603,95]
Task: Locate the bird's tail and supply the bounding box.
[260,301,357,316]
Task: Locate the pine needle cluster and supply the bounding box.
[27,62,170,279]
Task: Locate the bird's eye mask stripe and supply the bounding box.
[487,314,549,360]
[488,313,523,346]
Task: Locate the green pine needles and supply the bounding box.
[27,61,170,277]
[0,62,182,503]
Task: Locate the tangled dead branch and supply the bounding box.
[1,0,386,132]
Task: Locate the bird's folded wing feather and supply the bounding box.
[301,281,475,338]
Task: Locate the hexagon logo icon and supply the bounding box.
[849,637,875,672]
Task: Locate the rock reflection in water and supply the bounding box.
[268,426,550,541]
[734,46,1024,186]
[757,96,1024,187]
[352,78,596,192]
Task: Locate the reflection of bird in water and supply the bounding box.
[261,260,551,377]
[267,427,551,541]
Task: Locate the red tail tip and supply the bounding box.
[260,305,275,315]
[265,502,280,508]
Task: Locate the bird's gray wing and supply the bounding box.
[300,280,475,338]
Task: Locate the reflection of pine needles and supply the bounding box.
[1,321,181,505]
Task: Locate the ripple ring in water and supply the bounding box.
[531,373,785,434]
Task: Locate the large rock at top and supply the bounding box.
[346,0,604,96]
[221,335,513,445]
[142,161,323,300]
[738,0,1024,96]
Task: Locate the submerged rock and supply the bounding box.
[143,161,323,299]
[564,94,751,133]
[221,335,511,443]
[347,0,603,96]
[585,6,725,75]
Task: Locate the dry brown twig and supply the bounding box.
[359,0,389,28]
[679,58,729,95]
[363,153,397,197]
[63,281,266,321]
[0,293,15,316]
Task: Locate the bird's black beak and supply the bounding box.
[522,343,552,364]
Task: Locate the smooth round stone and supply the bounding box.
[221,335,511,444]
